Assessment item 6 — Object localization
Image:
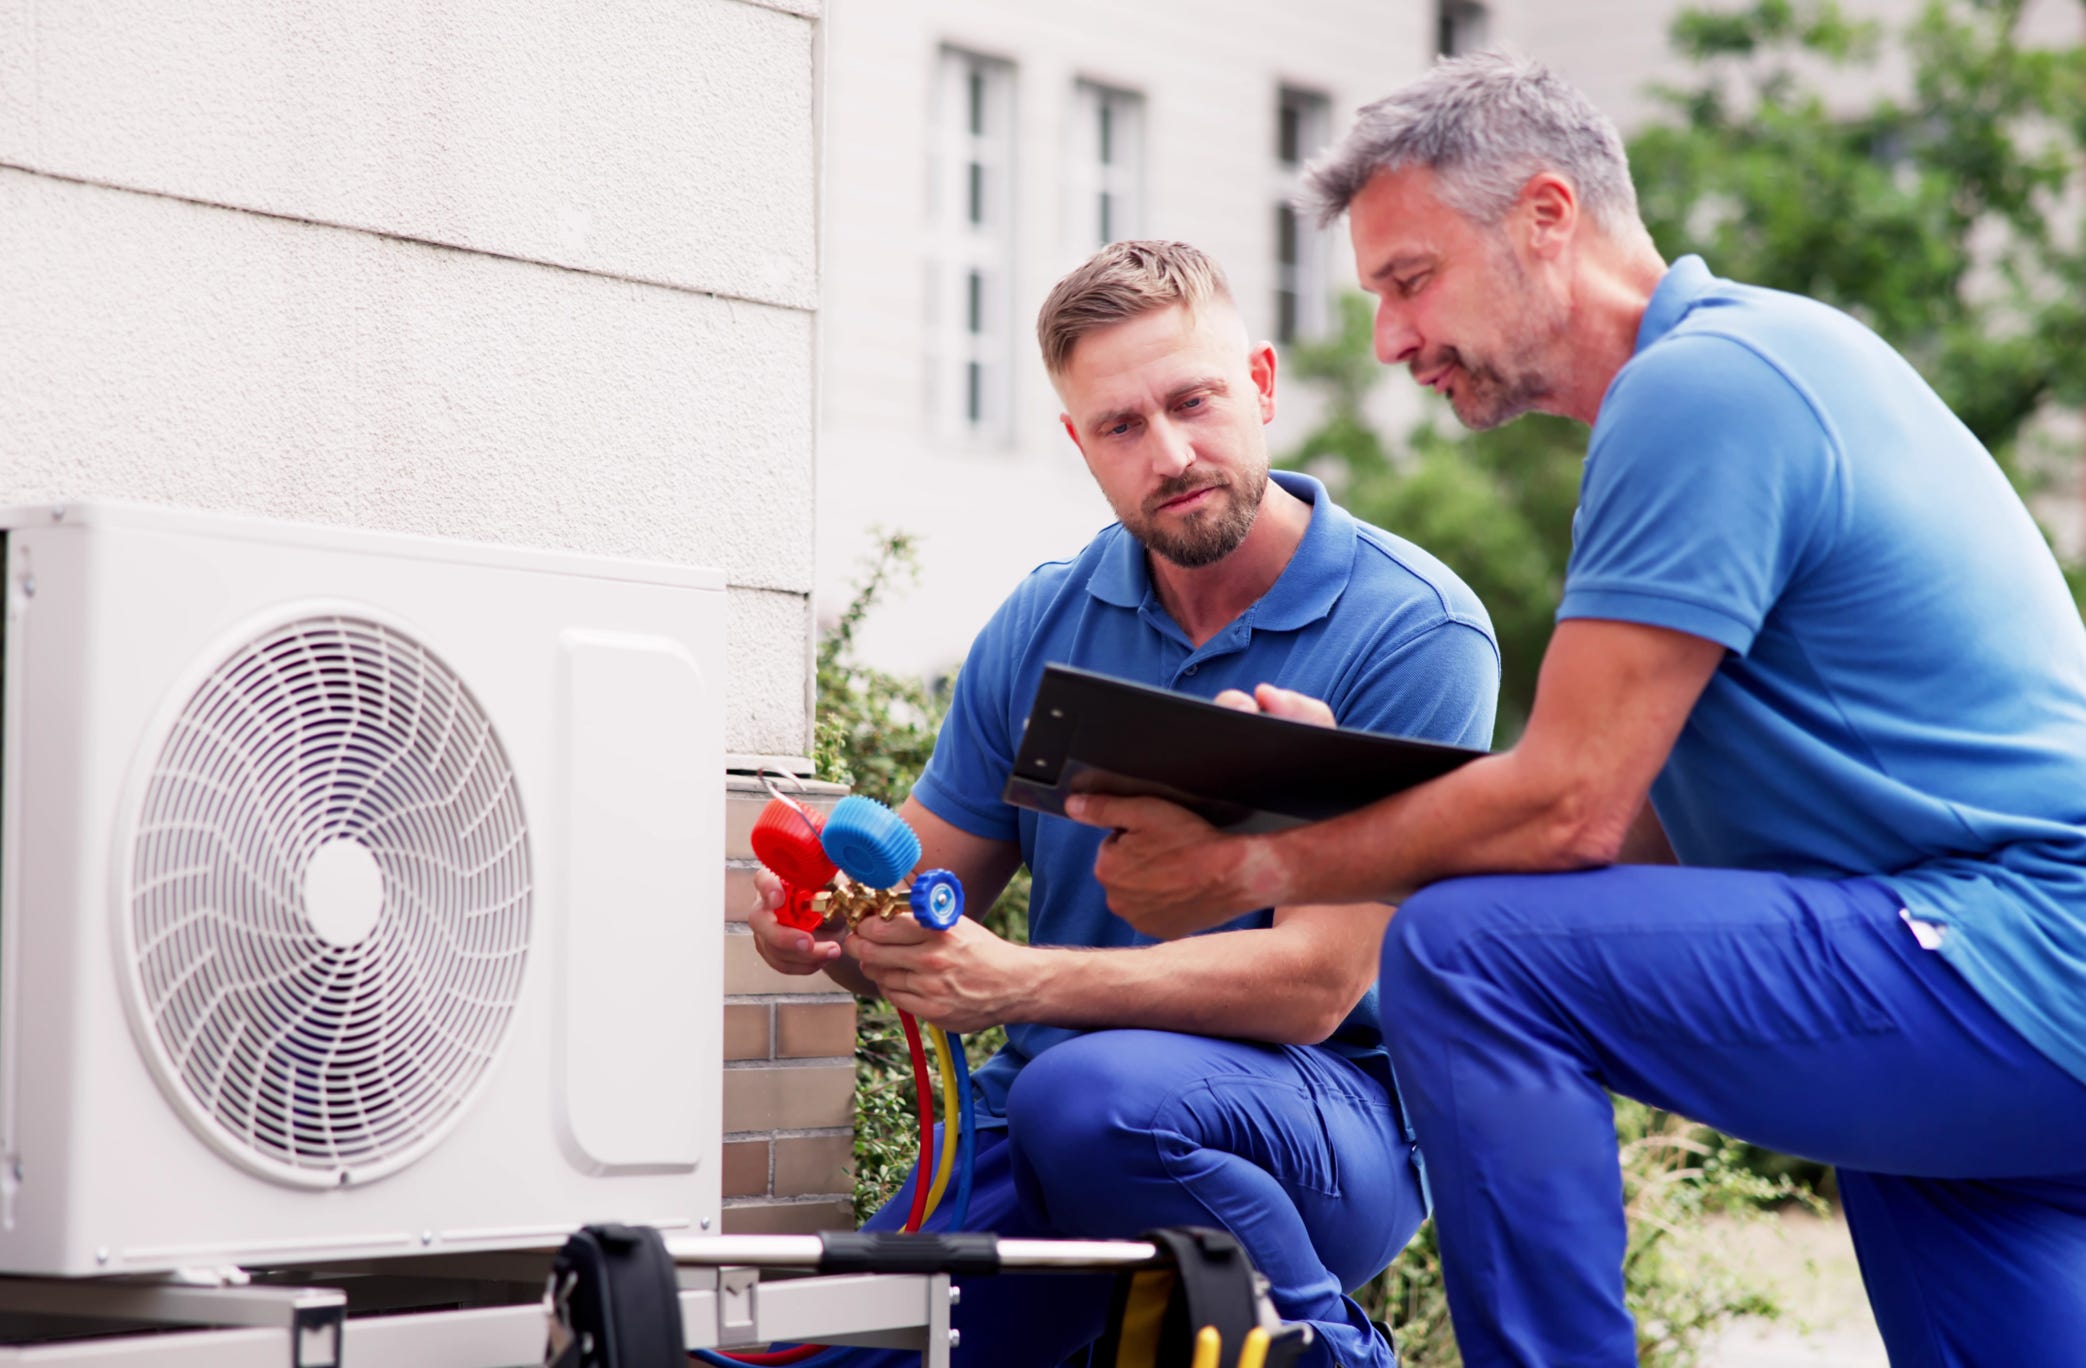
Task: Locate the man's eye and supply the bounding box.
[1108,421,1133,436]
[1398,273,1429,298]
[1179,396,1204,411]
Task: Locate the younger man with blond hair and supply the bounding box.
[753,240,1498,1367]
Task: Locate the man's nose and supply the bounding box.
[1148,417,1195,476]
[1374,298,1420,366]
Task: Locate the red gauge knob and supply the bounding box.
[772,881,825,933]
[751,798,839,890]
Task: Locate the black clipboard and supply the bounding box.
[1002,664,1485,833]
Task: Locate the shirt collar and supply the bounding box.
[1085,470,1355,631]
[1635,254,1716,356]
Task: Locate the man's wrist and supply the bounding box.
[1235,831,1294,908]
[1001,942,1054,1023]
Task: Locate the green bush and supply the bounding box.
[812,531,946,809]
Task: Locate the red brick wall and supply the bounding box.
[719,776,859,1234]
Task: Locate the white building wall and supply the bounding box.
[817,0,1432,674]
[0,0,820,761]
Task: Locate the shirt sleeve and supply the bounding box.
[906,592,1029,843]
[1561,332,1841,655]
[1333,618,1501,751]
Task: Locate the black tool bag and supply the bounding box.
[1093,1227,1313,1368]
[544,1223,685,1368]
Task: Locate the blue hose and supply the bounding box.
[946,1030,975,1232]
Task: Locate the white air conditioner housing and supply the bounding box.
[0,503,725,1276]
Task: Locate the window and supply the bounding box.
[1274,87,1331,344]
[1438,0,1491,57]
[1067,81,1146,253]
[927,49,1016,443]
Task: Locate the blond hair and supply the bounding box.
[1036,240,1235,378]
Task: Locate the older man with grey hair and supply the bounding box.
[1072,51,2086,1367]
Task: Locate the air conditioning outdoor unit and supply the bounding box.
[0,503,724,1277]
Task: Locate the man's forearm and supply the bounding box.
[1080,621,1719,939]
[1251,748,1620,907]
[1013,921,1381,1045]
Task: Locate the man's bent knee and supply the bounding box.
[1381,876,1506,997]
[1003,1029,1184,1153]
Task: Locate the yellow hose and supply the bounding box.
[919,1025,962,1220]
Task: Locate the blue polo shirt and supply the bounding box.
[1563,255,2086,1085]
[912,470,1499,1121]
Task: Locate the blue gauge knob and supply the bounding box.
[820,795,922,889]
[909,869,965,931]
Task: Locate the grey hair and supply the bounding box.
[1299,51,1640,234]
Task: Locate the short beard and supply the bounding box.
[1445,239,1569,431]
[1130,465,1268,569]
[1446,346,1554,431]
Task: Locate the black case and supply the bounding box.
[1093,1227,1312,1368]
[544,1223,685,1368]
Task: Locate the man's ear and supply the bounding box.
[1060,412,1085,455]
[1249,343,1278,424]
[1521,171,1578,259]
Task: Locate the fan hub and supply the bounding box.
[303,838,385,948]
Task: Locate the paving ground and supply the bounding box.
[1693,1207,1888,1367]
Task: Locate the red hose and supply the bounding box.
[705,1347,827,1366]
[898,1008,935,1232]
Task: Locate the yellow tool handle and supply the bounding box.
[1236,1326,1271,1368]
[1188,1326,1222,1368]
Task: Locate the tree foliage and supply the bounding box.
[1288,0,2086,736]
[1637,0,2086,458]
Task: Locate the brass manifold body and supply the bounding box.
[811,878,916,930]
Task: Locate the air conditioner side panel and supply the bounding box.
[0,528,102,1270]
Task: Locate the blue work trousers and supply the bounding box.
[1379,866,2086,1367]
[841,1029,1426,1368]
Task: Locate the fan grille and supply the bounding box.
[127,616,532,1185]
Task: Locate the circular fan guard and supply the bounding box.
[126,616,533,1186]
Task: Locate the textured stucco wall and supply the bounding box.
[0,0,821,759]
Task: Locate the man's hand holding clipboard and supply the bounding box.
[1003,665,1485,934]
